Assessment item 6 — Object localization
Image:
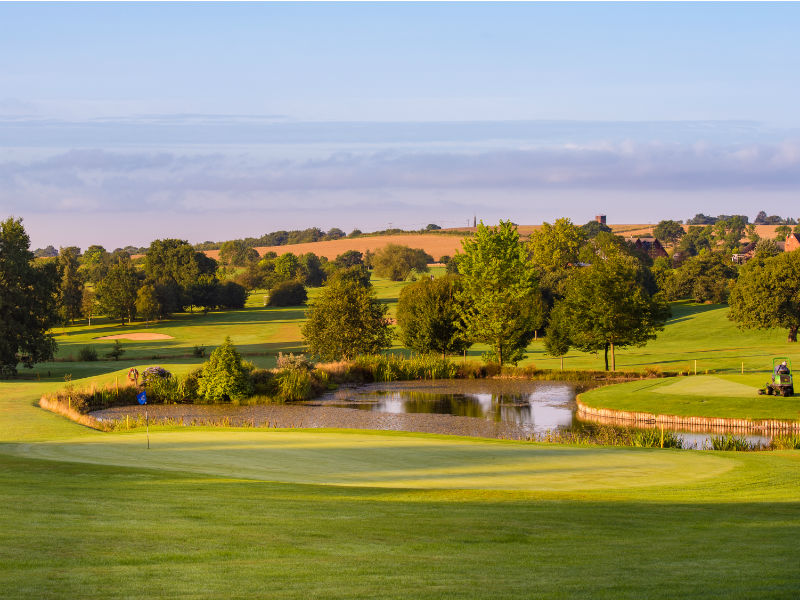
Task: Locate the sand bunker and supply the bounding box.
[94,333,174,341]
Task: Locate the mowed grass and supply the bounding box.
[581,374,800,421]
[2,279,800,598]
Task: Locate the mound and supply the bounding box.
[93,333,174,341]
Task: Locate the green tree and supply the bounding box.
[219,240,259,266]
[579,220,612,239]
[528,218,585,274]
[334,250,364,269]
[274,252,302,281]
[372,244,432,281]
[267,281,308,307]
[652,220,685,245]
[81,288,96,326]
[190,274,220,313]
[57,246,84,324]
[729,250,800,342]
[0,218,60,377]
[671,252,737,303]
[197,337,253,401]
[300,252,327,286]
[396,275,471,357]
[775,224,792,239]
[144,239,215,311]
[552,254,670,371]
[216,281,247,309]
[82,244,110,284]
[301,279,392,361]
[677,225,715,257]
[135,284,161,324]
[456,221,543,366]
[96,261,140,324]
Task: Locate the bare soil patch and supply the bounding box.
[94,333,175,341]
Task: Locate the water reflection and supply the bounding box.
[314,380,579,436]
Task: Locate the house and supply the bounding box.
[732,242,757,265]
[626,236,668,259]
[787,233,800,253]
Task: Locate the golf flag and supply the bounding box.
[137,390,147,405]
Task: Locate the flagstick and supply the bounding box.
[146,405,150,450]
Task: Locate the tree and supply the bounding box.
[670,252,737,303]
[96,261,140,324]
[144,239,215,310]
[219,240,259,266]
[197,337,253,401]
[552,254,670,371]
[652,220,685,245]
[328,264,372,288]
[300,252,327,286]
[190,274,220,313]
[334,250,364,269]
[135,284,161,324]
[579,220,612,239]
[216,281,247,309]
[301,278,392,361]
[456,221,543,366]
[81,288,96,326]
[0,218,60,377]
[775,224,792,239]
[325,228,346,240]
[274,252,302,281]
[267,281,308,307]
[372,244,432,281]
[729,250,800,342]
[82,244,110,284]
[57,246,84,324]
[397,275,471,357]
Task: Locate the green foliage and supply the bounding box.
[197,337,253,402]
[456,221,543,365]
[274,252,302,280]
[189,273,219,312]
[334,250,364,268]
[729,249,800,342]
[579,220,612,239]
[301,279,392,361]
[529,218,585,274]
[396,275,471,356]
[96,261,140,324]
[551,253,670,370]
[77,346,98,362]
[216,281,247,309]
[677,225,715,257]
[273,367,313,401]
[267,281,308,306]
[81,288,96,325]
[775,224,792,239]
[300,252,327,287]
[327,264,372,288]
[372,244,432,281]
[709,434,758,451]
[135,284,161,323]
[670,252,736,303]
[349,354,461,382]
[0,217,60,376]
[105,340,126,361]
[652,220,685,245]
[218,239,259,266]
[57,246,84,324]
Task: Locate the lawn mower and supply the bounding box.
[758,358,794,397]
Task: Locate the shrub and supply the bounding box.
[709,434,758,451]
[106,340,125,361]
[197,337,253,402]
[141,366,172,385]
[217,281,247,309]
[78,346,98,362]
[267,281,308,307]
[276,352,313,370]
[770,434,800,450]
[273,368,312,401]
[193,345,207,358]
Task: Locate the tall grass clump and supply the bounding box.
[543,423,684,448]
[770,433,800,450]
[77,346,98,361]
[351,354,460,382]
[708,434,760,451]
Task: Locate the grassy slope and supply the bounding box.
[2,281,800,598]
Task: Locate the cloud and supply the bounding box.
[2,137,800,217]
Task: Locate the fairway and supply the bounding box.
[8,430,733,491]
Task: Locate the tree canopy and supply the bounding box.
[548,253,670,370]
[652,220,685,245]
[301,278,392,361]
[372,244,432,281]
[397,275,471,357]
[197,337,253,402]
[728,249,800,342]
[0,218,60,377]
[456,221,543,365]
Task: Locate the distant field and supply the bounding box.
[203,233,467,261]
[198,223,791,262]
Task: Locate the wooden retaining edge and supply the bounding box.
[575,399,800,433]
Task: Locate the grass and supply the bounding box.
[2,282,800,598]
[581,374,800,421]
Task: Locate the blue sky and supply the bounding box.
[1,2,799,248]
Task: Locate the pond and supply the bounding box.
[92,379,775,447]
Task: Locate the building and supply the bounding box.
[787,233,800,253]
[595,215,607,225]
[626,236,668,259]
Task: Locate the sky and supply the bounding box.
[1,2,799,249]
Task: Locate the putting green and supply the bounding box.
[8,429,734,491]
[652,375,758,398]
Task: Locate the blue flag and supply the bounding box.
[137,390,147,405]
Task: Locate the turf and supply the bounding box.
[3,286,800,598]
[581,375,800,420]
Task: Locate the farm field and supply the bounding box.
[3,275,800,599]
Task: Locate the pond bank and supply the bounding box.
[91,403,537,440]
[576,399,800,432]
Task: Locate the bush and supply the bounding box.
[78,346,98,362]
[197,337,253,402]
[193,345,207,358]
[276,352,313,370]
[141,366,172,385]
[106,340,125,361]
[273,368,312,401]
[267,281,308,307]
[217,281,247,309]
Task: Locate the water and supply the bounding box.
[312,379,580,436]
[311,379,775,448]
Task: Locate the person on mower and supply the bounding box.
[774,361,790,381]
